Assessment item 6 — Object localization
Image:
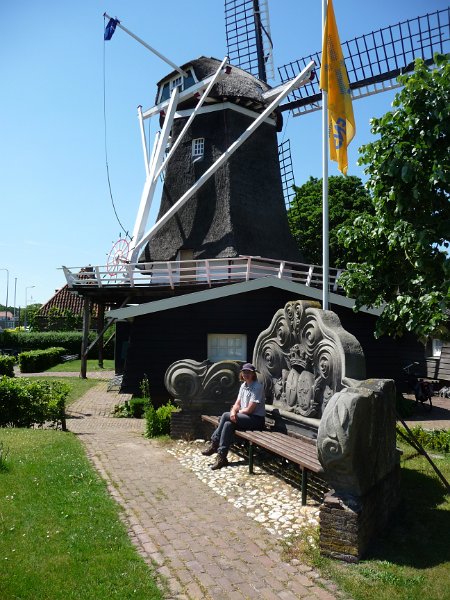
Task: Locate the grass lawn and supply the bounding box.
[0,429,164,600]
[286,440,450,600]
[46,359,115,373]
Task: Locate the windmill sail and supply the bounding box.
[278,139,296,210]
[225,0,275,82]
[278,8,449,116]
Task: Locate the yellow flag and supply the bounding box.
[319,0,355,175]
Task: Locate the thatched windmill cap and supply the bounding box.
[156,56,277,117]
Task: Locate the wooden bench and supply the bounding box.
[201,414,324,505]
[61,354,79,362]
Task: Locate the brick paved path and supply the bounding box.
[66,379,341,600]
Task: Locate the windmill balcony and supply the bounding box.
[62,256,345,294]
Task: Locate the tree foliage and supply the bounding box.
[287,175,374,267]
[337,54,450,340]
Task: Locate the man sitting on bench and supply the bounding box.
[201,363,266,470]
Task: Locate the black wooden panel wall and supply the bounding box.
[120,287,308,400]
[438,342,450,382]
[118,289,428,400]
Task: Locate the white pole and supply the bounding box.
[322,0,329,310]
[13,277,17,324]
[24,285,35,330]
[103,13,188,78]
[130,87,180,249]
[0,269,8,317]
[137,105,150,176]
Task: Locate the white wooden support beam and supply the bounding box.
[104,13,188,79]
[261,71,315,101]
[149,131,160,172]
[137,105,150,176]
[129,61,315,263]
[95,266,103,287]
[142,71,228,120]
[130,87,179,253]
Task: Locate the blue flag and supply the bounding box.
[104,18,119,41]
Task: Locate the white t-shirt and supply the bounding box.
[237,380,265,417]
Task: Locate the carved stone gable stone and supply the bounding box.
[253,300,366,418]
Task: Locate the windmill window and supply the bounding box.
[157,68,197,103]
[432,339,442,357]
[170,76,183,92]
[208,334,247,362]
[192,138,205,159]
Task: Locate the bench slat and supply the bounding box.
[201,414,322,473]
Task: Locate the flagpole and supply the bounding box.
[322,0,329,310]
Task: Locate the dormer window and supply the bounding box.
[170,76,183,93]
[157,68,197,103]
[192,138,205,159]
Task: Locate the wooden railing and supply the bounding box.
[62,256,345,293]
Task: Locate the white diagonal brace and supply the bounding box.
[143,72,227,120]
[129,61,315,263]
[103,13,188,79]
[130,86,179,250]
[153,56,229,182]
[137,105,150,176]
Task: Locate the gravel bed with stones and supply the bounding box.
[167,440,320,540]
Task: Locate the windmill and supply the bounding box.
[101,4,449,275]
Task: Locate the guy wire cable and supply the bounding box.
[103,17,131,241]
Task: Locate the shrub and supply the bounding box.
[397,425,450,454]
[19,347,66,373]
[113,397,147,419]
[145,401,178,437]
[0,354,15,377]
[139,376,178,437]
[0,376,69,428]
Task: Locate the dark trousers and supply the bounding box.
[211,411,265,456]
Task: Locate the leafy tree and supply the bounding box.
[337,54,450,340]
[45,306,82,331]
[287,175,374,267]
[20,303,42,330]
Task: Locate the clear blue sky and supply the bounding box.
[1,0,447,306]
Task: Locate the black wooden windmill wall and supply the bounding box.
[140,56,303,264]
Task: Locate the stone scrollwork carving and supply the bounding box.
[317,379,398,497]
[253,300,366,418]
[164,359,241,411]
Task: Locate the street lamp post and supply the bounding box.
[13,278,17,325]
[0,268,9,327]
[24,285,35,330]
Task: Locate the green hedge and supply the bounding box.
[19,347,66,373]
[0,355,15,377]
[0,376,69,428]
[0,330,114,358]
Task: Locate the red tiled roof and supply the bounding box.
[0,311,14,319]
[37,285,100,317]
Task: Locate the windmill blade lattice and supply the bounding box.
[278,8,449,116]
[278,139,296,211]
[225,0,275,81]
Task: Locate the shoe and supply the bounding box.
[201,443,218,456]
[211,454,229,470]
